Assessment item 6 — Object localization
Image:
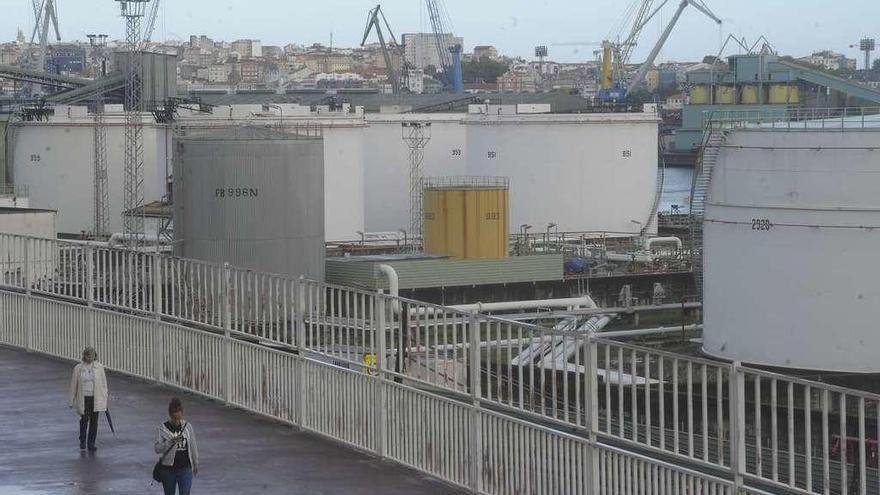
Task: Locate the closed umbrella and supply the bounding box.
[104,410,117,437]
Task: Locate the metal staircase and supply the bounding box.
[689,125,727,300]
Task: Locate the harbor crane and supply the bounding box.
[599,0,656,100]
[27,0,61,77]
[425,0,463,93]
[361,4,403,95]
[625,0,721,96]
[562,0,720,101]
[142,0,161,44]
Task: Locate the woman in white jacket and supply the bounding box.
[69,346,109,451]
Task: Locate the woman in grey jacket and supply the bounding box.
[154,398,199,495]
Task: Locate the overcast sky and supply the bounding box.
[4,0,879,67]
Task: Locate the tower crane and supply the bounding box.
[361,4,403,94]
[424,0,463,93]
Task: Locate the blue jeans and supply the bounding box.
[161,466,193,495]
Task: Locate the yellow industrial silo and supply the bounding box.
[740,85,761,104]
[768,84,800,104]
[689,85,711,104]
[422,177,509,259]
[714,85,736,104]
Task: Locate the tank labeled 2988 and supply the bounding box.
[215,187,259,198]
[751,218,772,231]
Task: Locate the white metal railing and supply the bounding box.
[705,106,880,131]
[0,183,28,197]
[0,230,873,494]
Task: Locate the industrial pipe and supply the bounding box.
[491,301,702,322]
[604,252,655,263]
[107,232,164,248]
[597,324,702,339]
[645,237,682,251]
[447,295,597,314]
[376,264,401,313]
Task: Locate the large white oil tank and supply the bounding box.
[173,126,325,280]
[9,107,168,235]
[362,115,467,232]
[464,113,658,235]
[703,127,880,372]
[362,112,659,235]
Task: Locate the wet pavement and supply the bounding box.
[0,346,466,494]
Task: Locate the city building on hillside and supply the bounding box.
[473,45,499,60]
[231,39,262,59]
[406,68,425,94]
[497,64,540,93]
[799,51,857,71]
[47,44,85,74]
[208,64,230,83]
[402,33,463,71]
[263,46,283,60]
[189,35,214,52]
[240,59,264,83]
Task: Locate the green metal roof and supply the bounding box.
[326,255,564,291]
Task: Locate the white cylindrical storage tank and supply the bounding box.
[703,127,880,372]
[173,126,324,280]
[322,126,365,241]
[464,113,659,235]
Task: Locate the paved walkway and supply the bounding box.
[0,347,465,495]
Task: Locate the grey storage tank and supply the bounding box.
[173,126,325,280]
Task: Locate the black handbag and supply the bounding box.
[152,424,185,482]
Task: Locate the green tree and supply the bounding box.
[874,59,880,71]
[461,56,510,84]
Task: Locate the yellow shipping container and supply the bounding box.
[714,86,735,104]
[423,178,509,260]
[690,85,710,104]
[768,84,800,104]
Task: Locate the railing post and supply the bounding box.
[296,276,306,350]
[85,245,96,347]
[468,311,482,493]
[222,262,232,405]
[584,334,600,495]
[374,293,387,459]
[152,254,163,383]
[23,237,32,352]
[294,276,306,428]
[730,360,745,492]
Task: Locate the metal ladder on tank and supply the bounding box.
[689,121,728,300]
[640,143,667,238]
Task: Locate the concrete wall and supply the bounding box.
[703,129,880,372]
[0,209,56,239]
